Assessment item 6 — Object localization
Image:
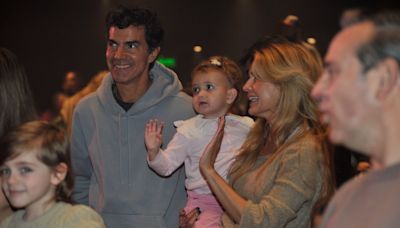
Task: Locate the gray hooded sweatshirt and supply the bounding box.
[71,62,195,228]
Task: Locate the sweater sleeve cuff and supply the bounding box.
[147,149,169,175]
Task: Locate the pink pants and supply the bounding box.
[184,191,224,228]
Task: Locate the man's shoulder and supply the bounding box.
[169,91,192,103]
[330,175,363,205]
[74,92,101,112]
[158,92,195,119]
[163,91,193,110]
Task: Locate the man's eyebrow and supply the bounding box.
[107,39,117,44]
[125,40,140,45]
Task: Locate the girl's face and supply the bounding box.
[191,69,237,119]
[0,150,61,213]
[243,61,280,120]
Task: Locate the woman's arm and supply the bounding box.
[200,118,323,227]
[199,116,247,223]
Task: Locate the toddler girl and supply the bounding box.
[0,121,105,227]
[145,56,253,227]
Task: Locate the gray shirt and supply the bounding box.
[321,163,400,228]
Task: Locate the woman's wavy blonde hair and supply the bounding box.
[230,36,334,215]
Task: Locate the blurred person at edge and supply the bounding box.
[312,11,400,228]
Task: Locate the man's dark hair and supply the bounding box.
[357,10,400,73]
[106,5,164,53]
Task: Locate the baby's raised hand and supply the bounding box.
[144,119,164,160]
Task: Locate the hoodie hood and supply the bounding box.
[97,62,184,116]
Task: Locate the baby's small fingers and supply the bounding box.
[145,121,152,134]
[157,121,165,133]
[149,119,158,131]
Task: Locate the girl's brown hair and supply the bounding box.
[0,121,74,203]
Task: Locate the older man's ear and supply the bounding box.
[375,57,400,101]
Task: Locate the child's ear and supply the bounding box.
[226,88,238,105]
[51,163,68,186]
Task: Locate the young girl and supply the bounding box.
[0,47,38,222]
[145,56,253,227]
[0,121,105,227]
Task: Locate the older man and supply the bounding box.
[312,11,400,227]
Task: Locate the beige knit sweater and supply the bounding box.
[0,202,105,228]
[222,133,325,228]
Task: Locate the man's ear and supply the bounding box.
[226,88,238,105]
[148,47,161,64]
[376,58,399,101]
[51,163,68,186]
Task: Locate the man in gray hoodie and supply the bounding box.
[71,5,194,227]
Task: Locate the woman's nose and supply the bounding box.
[243,79,252,92]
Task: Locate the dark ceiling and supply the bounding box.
[1,0,398,112]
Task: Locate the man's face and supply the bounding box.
[106,25,159,86]
[312,22,377,151]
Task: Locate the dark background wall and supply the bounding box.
[1,0,398,113]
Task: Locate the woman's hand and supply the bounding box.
[198,116,247,223]
[199,116,225,175]
[179,208,201,228]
